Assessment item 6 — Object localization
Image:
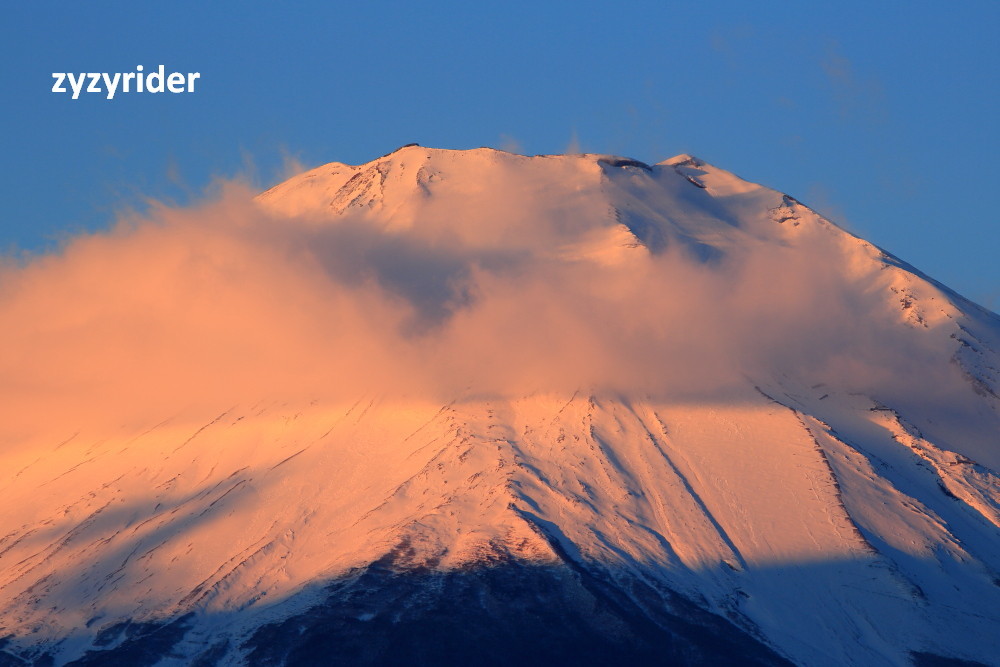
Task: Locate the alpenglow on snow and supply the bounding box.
[0,146,997,666]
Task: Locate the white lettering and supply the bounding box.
[146,65,164,93]
[101,72,121,100]
[66,73,86,100]
[167,72,185,93]
[50,67,200,99]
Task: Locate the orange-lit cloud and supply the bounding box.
[0,173,961,442]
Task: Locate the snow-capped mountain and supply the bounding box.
[0,146,997,666]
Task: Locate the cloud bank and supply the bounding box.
[0,174,960,441]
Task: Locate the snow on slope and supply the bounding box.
[1,146,998,666]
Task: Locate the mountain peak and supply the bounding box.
[659,153,704,167]
[3,145,998,666]
[256,146,740,226]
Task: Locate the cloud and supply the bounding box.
[821,41,887,124]
[708,24,756,67]
[564,129,581,155]
[498,134,524,155]
[278,147,309,180]
[0,171,963,443]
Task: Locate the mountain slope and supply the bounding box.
[1,146,997,666]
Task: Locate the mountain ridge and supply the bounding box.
[0,146,997,666]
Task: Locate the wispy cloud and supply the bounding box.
[821,41,887,124]
[564,129,581,155]
[0,165,963,440]
[498,133,524,155]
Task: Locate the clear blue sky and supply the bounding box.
[2,1,997,307]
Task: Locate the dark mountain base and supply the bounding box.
[239,555,790,667]
[34,556,792,666]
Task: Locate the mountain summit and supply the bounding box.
[1,146,998,666]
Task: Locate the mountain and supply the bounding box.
[0,146,998,666]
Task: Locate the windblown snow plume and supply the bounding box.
[0,148,977,438]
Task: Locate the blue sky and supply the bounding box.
[2,1,997,307]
